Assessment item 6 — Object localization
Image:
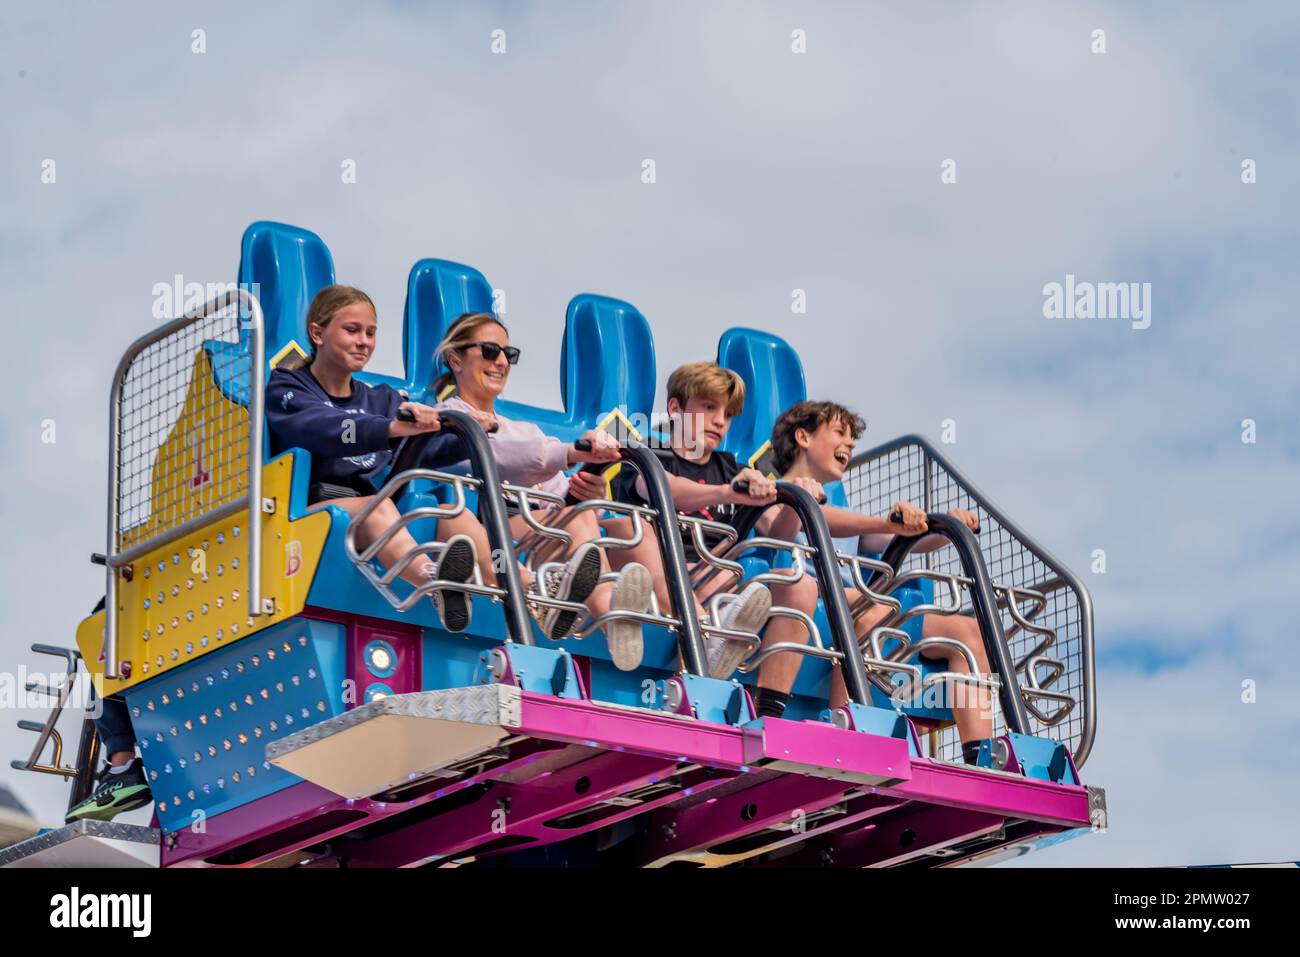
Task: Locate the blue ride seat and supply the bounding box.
[402,258,496,399]
[238,220,335,373]
[716,327,807,468]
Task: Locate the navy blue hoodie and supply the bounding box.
[266,365,463,497]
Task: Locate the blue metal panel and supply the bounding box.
[1002,732,1077,785]
[123,617,347,833]
[422,628,507,692]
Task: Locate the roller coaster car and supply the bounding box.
[4,222,1104,869]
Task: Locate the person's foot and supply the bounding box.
[604,562,653,671]
[428,534,477,633]
[542,543,604,639]
[705,582,772,679]
[65,758,152,824]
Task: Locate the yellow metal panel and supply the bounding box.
[78,454,330,695]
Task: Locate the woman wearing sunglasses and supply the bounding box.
[433,313,653,667]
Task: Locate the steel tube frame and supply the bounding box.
[104,288,265,680]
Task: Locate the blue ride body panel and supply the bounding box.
[122,616,348,833]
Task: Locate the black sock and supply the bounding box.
[961,740,983,766]
[755,689,790,719]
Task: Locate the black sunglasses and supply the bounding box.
[461,342,520,365]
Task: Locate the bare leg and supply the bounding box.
[755,571,819,694]
[921,613,993,743]
[603,516,706,619]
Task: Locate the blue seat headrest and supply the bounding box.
[716,327,807,464]
[402,259,496,395]
[238,221,335,368]
[488,293,655,441]
[560,294,656,430]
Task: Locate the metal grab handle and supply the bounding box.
[396,405,499,433]
[11,644,88,780]
[876,512,1031,735]
[731,478,826,504]
[887,507,980,535]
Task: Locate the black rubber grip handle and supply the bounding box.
[889,508,979,534]
[575,439,592,452]
[397,406,497,432]
[732,479,824,504]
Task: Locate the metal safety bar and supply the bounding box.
[497,486,684,637]
[862,625,1001,709]
[843,435,1096,766]
[355,410,533,643]
[104,288,266,680]
[617,443,710,675]
[701,536,840,672]
[760,482,875,705]
[875,512,1032,735]
[344,467,509,614]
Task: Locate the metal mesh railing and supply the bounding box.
[115,307,252,551]
[104,289,266,678]
[841,435,1096,767]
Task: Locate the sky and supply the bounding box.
[1,0,1298,867]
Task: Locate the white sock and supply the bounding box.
[109,761,133,775]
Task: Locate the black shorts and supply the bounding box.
[308,480,373,505]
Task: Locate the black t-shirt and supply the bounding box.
[614,448,761,562]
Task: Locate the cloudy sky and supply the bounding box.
[2,1,1297,866]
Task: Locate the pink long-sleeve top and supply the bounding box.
[437,394,571,499]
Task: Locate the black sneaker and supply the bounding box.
[429,534,477,633]
[65,758,152,823]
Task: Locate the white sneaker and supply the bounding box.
[705,582,771,679]
[427,534,477,633]
[605,562,652,671]
[542,543,604,639]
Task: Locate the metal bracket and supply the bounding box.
[819,703,921,757]
[978,732,1078,785]
[655,674,753,726]
[260,497,276,514]
[476,642,582,699]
